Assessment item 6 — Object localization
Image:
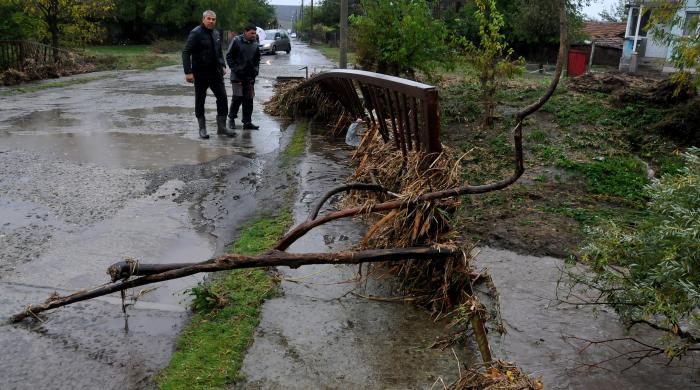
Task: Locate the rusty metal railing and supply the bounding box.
[0,40,76,71]
[309,69,442,154]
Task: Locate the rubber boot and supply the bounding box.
[243,122,260,130]
[198,117,209,139]
[228,117,236,130]
[217,116,235,137]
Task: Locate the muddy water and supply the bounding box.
[0,42,323,389]
[475,247,700,389]
[237,123,475,389]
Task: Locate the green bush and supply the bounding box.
[350,0,449,78]
[577,148,700,355]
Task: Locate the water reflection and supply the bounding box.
[0,132,235,169]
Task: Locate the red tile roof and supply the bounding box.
[581,22,627,49]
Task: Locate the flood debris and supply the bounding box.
[567,72,696,105]
[263,79,344,120]
[10,247,460,323]
[447,360,544,390]
[10,1,569,387]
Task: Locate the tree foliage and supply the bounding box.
[442,0,586,60]
[455,0,522,127]
[576,148,700,355]
[14,0,113,49]
[0,0,41,40]
[309,0,362,29]
[142,0,275,32]
[349,0,449,78]
[649,0,700,90]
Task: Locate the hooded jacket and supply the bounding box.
[182,24,225,75]
[226,34,261,83]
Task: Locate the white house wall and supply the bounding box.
[622,0,700,73]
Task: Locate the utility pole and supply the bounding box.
[300,0,304,40]
[310,0,314,44]
[339,0,348,68]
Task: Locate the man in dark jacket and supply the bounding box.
[182,10,233,139]
[226,23,261,130]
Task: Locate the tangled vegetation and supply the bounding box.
[572,148,700,356]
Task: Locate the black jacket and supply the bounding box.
[182,24,225,74]
[226,34,261,82]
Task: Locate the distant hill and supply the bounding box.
[273,5,300,29]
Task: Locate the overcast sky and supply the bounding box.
[268,0,621,21]
[582,0,620,20]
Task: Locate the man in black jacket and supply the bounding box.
[182,10,233,139]
[226,23,261,130]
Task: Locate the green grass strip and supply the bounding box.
[310,42,357,65]
[156,208,293,389]
[85,44,180,71]
[280,119,308,167]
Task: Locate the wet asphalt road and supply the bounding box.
[0,40,330,390]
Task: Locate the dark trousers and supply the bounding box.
[194,71,228,118]
[229,81,255,124]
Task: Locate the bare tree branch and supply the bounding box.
[10,247,460,323]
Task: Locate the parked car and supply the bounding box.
[290,32,297,38]
[259,29,291,55]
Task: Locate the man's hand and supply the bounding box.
[185,73,194,83]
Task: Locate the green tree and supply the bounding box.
[0,0,41,40]
[575,148,700,357]
[16,0,113,53]
[349,0,449,78]
[456,0,522,127]
[313,0,361,28]
[141,0,274,32]
[507,0,585,62]
[442,0,586,63]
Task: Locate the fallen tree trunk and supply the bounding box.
[10,247,461,323]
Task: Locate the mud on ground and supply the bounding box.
[438,72,690,258]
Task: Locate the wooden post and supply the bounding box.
[339,0,348,69]
[588,41,596,73]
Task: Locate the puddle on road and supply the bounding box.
[118,106,191,117]
[0,282,188,390]
[4,108,80,130]
[0,132,237,169]
[475,247,700,389]
[0,179,212,389]
[9,179,211,297]
[0,198,56,230]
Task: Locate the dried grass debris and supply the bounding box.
[342,122,475,317]
[448,360,544,390]
[263,79,346,121]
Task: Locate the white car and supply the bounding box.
[290,32,297,38]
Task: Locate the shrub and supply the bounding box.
[576,148,700,355]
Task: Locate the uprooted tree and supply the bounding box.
[10,1,568,388]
